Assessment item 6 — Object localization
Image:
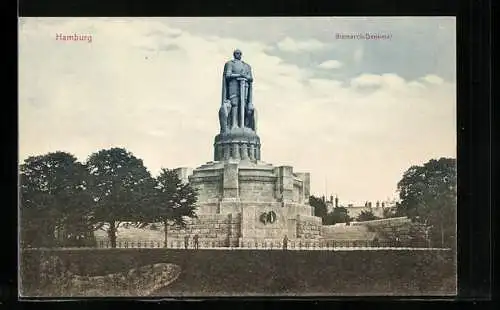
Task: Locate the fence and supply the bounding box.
[96,240,164,249]
[89,238,434,250]
[237,239,432,250]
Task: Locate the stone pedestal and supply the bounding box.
[214,127,261,161]
[223,163,239,198]
[166,159,321,247]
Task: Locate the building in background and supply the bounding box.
[324,195,398,219]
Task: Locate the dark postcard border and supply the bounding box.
[456,0,492,301]
[17,0,459,17]
[12,0,494,306]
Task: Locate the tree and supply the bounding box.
[356,210,378,222]
[86,148,155,248]
[324,207,351,225]
[19,152,93,248]
[396,157,457,247]
[145,169,198,247]
[310,195,328,224]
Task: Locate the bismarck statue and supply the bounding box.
[215,49,261,161]
[219,49,257,133]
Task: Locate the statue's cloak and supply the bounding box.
[221,62,229,107]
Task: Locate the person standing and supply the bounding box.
[194,234,199,250]
[283,235,288,250]
[184,235,190,249]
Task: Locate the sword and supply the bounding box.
[239,78,246,128]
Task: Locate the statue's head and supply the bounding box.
[233,49,242,60]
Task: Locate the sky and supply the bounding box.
[18,17,456,205]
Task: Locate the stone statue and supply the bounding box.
[220,49,257,132]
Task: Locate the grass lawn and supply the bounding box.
[21,248,456,296]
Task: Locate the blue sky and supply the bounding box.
[18,17,456,204]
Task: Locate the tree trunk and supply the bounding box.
[107,221,117,248]
[163,220,168,248]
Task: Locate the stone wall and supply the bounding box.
[191,177,223,203]
[166,213,241,247]
[293,182,301,203]
[241,203,289,240]
[197,181,222,203]
[195,202,219,215]
[239,177,276,202]
[296,215,322,239]
[294,172,310,204]
[186,162,310,205]
[287,203,314,217]
[351,217,411,227]
[165,201,321,248]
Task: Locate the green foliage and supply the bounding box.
[356,210,379,222]
[20,148,201,249]
[310,195,328,223]
[86,147,156,247]
[324,207,351,225]
[396,157,457,247]
[153,168,198,226]
[19,151,93,248]
[147,169,198,247]
[309,195,352,225]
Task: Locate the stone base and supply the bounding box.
[214,127,261,161]
[166,202,322,248]
[188,160,310,205]
[169,151,322,247]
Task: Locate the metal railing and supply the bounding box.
[96,240,164,249]
[238,239,429,250]
[88,239,437,250]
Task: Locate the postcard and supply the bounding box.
[18,17,457,297]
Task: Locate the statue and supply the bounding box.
[220,49,257,133]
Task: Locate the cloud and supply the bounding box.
[421,74,444,85]
[18,18,456,204]
[350,73,407,90]
[275,37,327,53]
[318,60,343,69]
[350,73,384,88]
